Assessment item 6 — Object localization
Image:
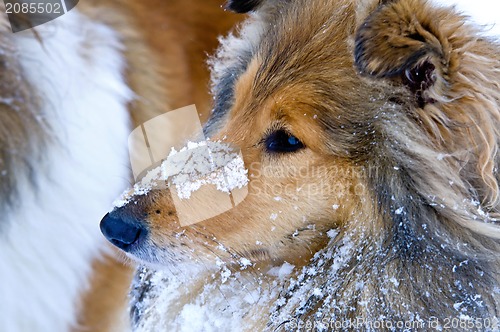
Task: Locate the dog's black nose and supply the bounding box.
[100,212,146,251]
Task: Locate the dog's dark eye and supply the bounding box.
[265,130,304,153]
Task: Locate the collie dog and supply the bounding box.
[0,1,237,331]
[101,0,500,330]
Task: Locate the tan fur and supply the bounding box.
[75,251,134,332]
[78,0,240,125]
[106,0,500,329]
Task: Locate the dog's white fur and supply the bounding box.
[0,10,131,332]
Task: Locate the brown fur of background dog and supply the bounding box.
[103,0,500,330]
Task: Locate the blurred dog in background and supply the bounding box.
[0,1,238,331]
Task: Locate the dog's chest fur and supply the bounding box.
[0,10,131,332]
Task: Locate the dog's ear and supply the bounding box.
[354,0,456,106]
[225,0,265,13]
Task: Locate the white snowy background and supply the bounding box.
[435,0,500,36]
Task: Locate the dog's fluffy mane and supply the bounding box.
[132,0,500,329]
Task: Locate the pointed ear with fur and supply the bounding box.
[354,0,458,106]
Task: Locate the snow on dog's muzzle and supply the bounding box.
[161,141,248,226]
[112,105,249,227]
